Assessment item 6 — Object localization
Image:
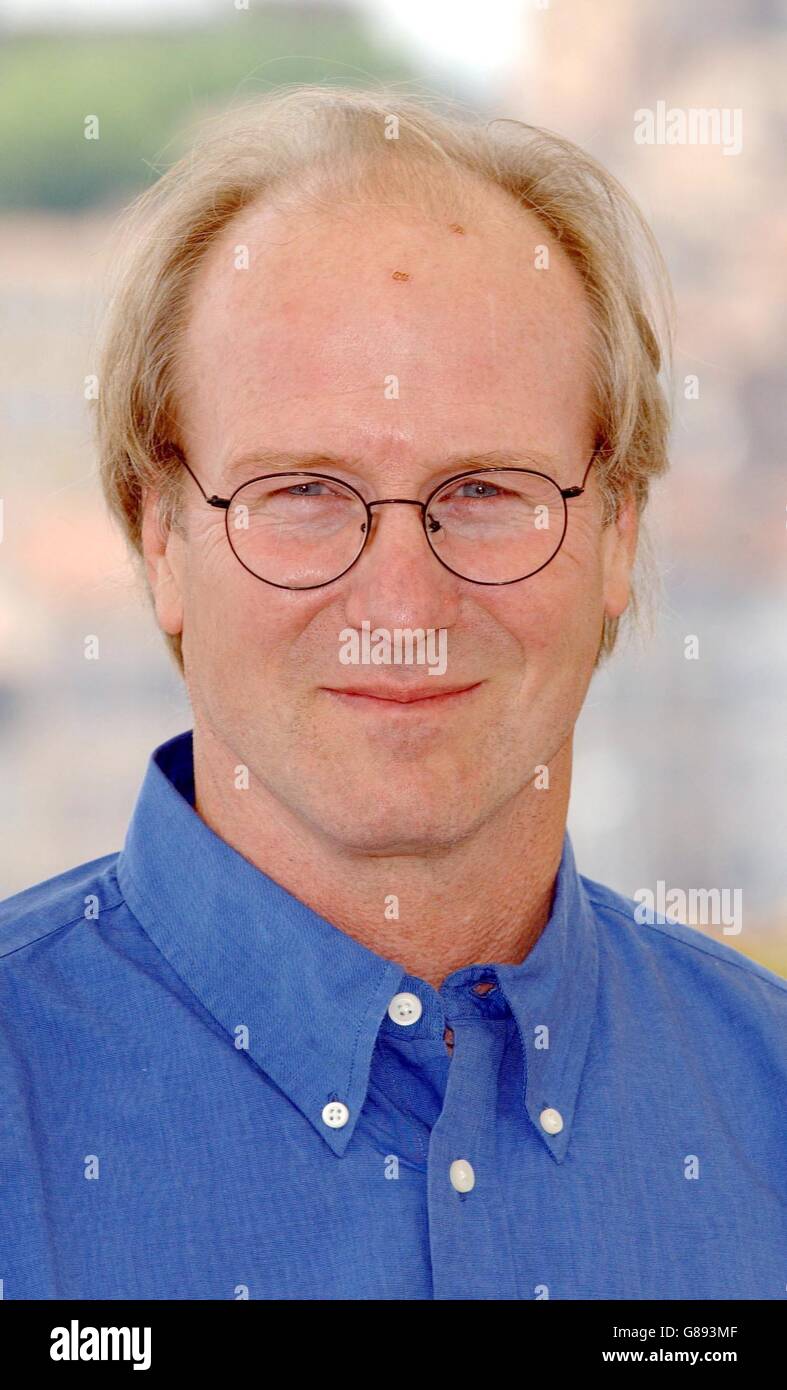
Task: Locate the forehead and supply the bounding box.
[173,183,596,468]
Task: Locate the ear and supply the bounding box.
[601,489,639,621]
[140,489,184,638]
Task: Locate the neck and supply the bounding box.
[191,726,572,991]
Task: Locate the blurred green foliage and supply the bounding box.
[0,14,412,208]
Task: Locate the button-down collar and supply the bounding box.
[493,831,599,1163]
[116,730,598,1162]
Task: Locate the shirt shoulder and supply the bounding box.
[0,853,124,961]
[581,870,787,1004]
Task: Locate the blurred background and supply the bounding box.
[1,0,784,971]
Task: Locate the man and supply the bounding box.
[1,87,784,1301]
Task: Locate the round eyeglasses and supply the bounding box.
[174,448,599,589]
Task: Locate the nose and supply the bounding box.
[341,496,461,633]
[367,496,427,521]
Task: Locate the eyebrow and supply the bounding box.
[222,446,564,484]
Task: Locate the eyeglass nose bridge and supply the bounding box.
[366,497,427,513]
[363,497,438,540]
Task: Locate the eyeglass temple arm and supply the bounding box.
[175,448,230,510]
[561,445,601,499]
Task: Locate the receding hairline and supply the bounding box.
[191,150,582,289]
[169,158,596,453]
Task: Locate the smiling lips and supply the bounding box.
[322,682,482,705]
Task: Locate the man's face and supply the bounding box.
[143,187,636,852]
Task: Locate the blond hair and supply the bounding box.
[92,84,674,672]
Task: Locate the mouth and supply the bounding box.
[321,681,483,707]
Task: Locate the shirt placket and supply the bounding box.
[426,1012,520,1299]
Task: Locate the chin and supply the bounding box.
[313,794,482,854]
[327,823,465,855]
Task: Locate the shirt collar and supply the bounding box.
[493,827,599,1163]
[116,730,598,1162]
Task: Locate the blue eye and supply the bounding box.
[284,482,331,497]
[454,480,502,499]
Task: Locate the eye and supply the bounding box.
[280,481,334,498]
[263,480,354,509]
[452,479,502,499]
[437,478,513,507]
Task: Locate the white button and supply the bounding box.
[387,991,423,1025]
[540,1106,564,1135]
[321,1101,350,1128]
[449,1158,476,1192]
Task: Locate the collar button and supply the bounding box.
[539,1106,564,1135]
[387,991,423,1025]
[321,1101,350,1129]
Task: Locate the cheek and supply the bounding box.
[486,531,605,661]
[182,531,330,685]
[179,526,255,673]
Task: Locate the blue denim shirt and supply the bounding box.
[1,730,785,1300]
